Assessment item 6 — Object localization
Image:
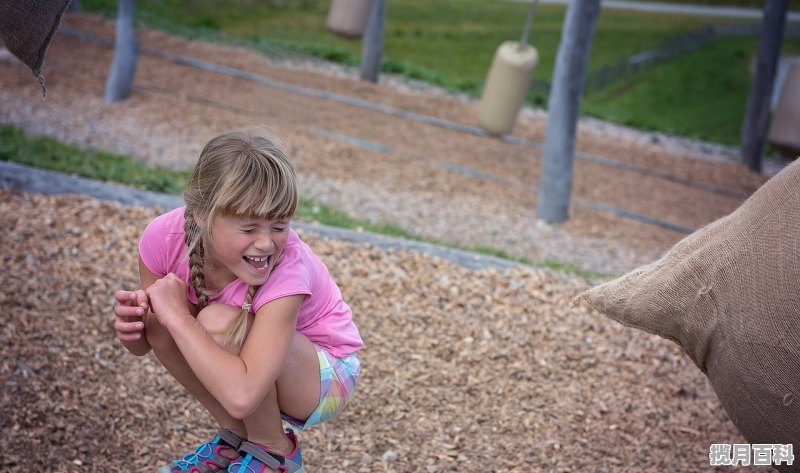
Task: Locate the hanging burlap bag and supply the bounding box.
[576,160,800,460]
[0,0,72,95]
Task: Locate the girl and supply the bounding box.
[113,129,362,473]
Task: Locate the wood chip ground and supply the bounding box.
[2,190,772,472]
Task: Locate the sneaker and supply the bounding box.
[228,429,304,473]
[156,428,243,473]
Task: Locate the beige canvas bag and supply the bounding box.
[576,159,800,458]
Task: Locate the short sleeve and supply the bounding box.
[138,209,184,277]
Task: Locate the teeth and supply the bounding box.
[246,256,269,262]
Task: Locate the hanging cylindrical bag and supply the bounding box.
[478,42,539,135]
[327,0,373,39]
[478,0,540,135]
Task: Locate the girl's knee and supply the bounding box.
[145,303,238,347]
[196,303,247,351]
[196,303,240,331]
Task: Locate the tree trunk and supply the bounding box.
[360,0,386,83]
[536,0,602,224]
[105,0,138,102]
[739,0,788,173]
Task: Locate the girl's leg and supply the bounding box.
[145,307,246,438]
[241,330,321,456]
[147,303,322,456]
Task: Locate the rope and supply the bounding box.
[519,0,540,48]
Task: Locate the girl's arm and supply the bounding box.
[114,257,160,356]
[147,274,302,419]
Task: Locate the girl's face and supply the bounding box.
[201,213,290,288]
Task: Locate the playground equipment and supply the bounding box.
[327,0,373,39]
[478,0,539,135]
[768,58,800,155]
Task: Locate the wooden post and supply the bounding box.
[360,0,386,83]
[536,0,602,224]
[740,0,789,173]
[105,0,138,102]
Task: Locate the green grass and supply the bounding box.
[75,0,775,141]
[297,198,420,240]
[583,38,753,145]
[0,125,187,193]
[583,36,800,146]
[1,124,607,279]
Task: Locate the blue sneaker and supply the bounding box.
[156,428,243,473]
[228,429,304,472]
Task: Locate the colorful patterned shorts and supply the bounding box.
[282,348,360,430]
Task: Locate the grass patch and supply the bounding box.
[582,38,752,145]
[297,199,418,240]
[463,245,609,281]
[0,125,187,194]
[297,201,609,278]
[81,0,744,105]
[298,200,609,279]
[583,37,800,145]
[1,124,606,279]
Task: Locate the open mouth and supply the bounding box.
[243,255,271,270]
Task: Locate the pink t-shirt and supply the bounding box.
[138,207,363,358]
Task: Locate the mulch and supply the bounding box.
[0,188,768,472]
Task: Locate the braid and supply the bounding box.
[224,249,282,347]
[225,285,258,347]
[184,208,210,310]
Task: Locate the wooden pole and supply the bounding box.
[740,0,788,173]
[105,0,138,102]
[360,0,386,83]
[536,0,602,224]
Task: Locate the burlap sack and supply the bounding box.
[577,160,800,458]
[0,0,72,95]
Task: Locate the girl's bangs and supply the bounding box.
[219,191,295,221]
[215,164,296,220]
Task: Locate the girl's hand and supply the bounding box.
[145,273,191,329]
[113,289,149,342]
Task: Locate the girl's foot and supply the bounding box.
[156,428,244,473]
[228,429,305,473]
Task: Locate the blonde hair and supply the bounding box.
[183,128,298,347]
